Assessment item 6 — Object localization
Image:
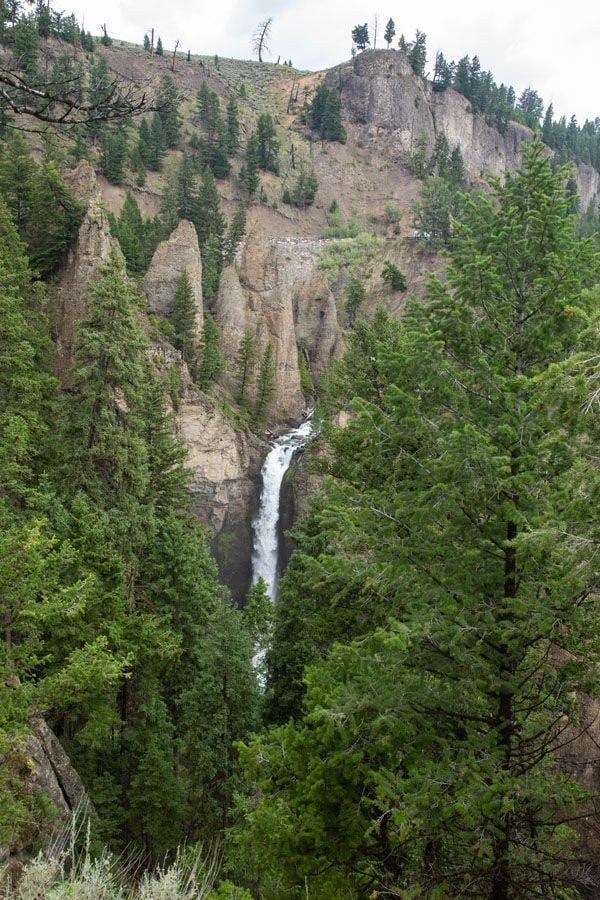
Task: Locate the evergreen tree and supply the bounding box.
[289,167,318,208]
[224,202,246,264]
[384,17,395,48]
[170,270,199,372]
[100,127,128,184]
[241,132,260,196]
[408,29,427,77]
[381,260,406,291]
[256,113,279,173]
[345,274,366,326]
[320,89,346,142]
[351,23,369,51]
[240,139,600,897]
[156,75,180,148]
[197,314,225,390]
[201,233,221,300]
[449,144,465,185]
[155,35,163,55]
[226,94,240,154]
[253,343,275,425]
[148,112,166,169]
[235,330,257,406]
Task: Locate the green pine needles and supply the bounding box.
[237,139,600,897]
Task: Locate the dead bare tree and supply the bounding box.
[252,17,272,63]
[171,39,180,72]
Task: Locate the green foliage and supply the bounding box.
[235,331,256,407]
[412,175,461,247]
[242,140,600,896]
[298,348,314,398]
[224,203,246,264]
[155,36,163,55]
[255,114,279,174]
[344,273,366,326]
[318,231,381,289]
[0,135,84,276]
[197,314,225,390]
[351,23,369,51]
[287,167,318,208]
[308,83,346,143]
[170,270,199,373]
[226,94,240,155]
[381,259,407,290]
[253,343,275,425]
[384,17,395,48]
[156,75,180,148]
[383,199,401,225]
[241,132,260,196]
[110,192,159,275]
[100,127,128,184]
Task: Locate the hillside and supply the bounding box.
[1,21,600,898]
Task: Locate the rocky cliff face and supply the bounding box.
[213,233,343,422]
[50,162,118,383]
[178,394,262,601]
[142,220,203,329]
[330,50,599,209]
[1,716,92,873]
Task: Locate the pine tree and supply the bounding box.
[345,274,366,326]
[197,314,225,390]
[156,75,180,148]
[235,331,257,406]
[224,202,246,263]
[143,33,150,51]
[201,233,221,300]
[226,94,240,154]
[384,18,395,48]
[170,270,199,372]
[320,89,346,142]
[113,192,146,274]
[351,23,369,51]
[253,343,275,424]
[148,113,166,169]
[241,132,260,196]
[155,36,163,55]
[239,139,600,897]
[256,113,279,173]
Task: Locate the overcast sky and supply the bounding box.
[70,0,599,123]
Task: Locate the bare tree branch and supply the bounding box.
[251,17,272,63]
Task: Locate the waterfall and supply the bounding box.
[251,418,313,601]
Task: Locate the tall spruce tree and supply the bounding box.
[235,330,257,407]
[239,138,600,898]
[253,343,275,424]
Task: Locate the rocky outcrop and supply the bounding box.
[1,715,92,872]
[214,234,343,423]
[330,50,598,207]
[179,394,262,601]
[142,220,203,329]
[50,165,118,383]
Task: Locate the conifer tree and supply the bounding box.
[235,330,257,406]
[256,113,279,173]
[156,75,180,148]
[224,202,246,263]
[143,33,150,51]
[170,270,199,372]
[226,94,240,154]
[345,274,366,326]
[197,314,225,390]
[155,35,163,55]
[241,132,260,196]
[384,17,395,48]
[240,139,600,897]
[253,342,275,424]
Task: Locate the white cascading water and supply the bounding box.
[251,418,313,601]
